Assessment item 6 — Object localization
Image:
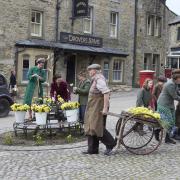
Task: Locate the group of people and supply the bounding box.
[136,70,180,144]
[13,56,180,155]
[22,57,115,155]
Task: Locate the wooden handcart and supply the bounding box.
[108,111,163,155]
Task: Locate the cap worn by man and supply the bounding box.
[87,64,101,70]
[36,58,45,64]
[172,69,180,75]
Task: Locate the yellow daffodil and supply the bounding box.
[11,103,30,111]
[128,107,161,120]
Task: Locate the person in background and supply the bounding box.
[157,69,180,144]
[73,71,90,124]
[152,76,167,111]
[9,70,17,101]
[136,78,153,108]
[83,64,116,156]
[50,74,70,102]
[152,76,167,141]
[174,84,180,140]
[136,78,154,135]
[23,58,46,120]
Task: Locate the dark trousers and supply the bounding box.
[87,116,116,153]
[79,105,86,124]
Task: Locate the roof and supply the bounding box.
[169,16,180,25]
[15,39,128,57]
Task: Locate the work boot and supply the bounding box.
[104,148,113,156]
[165,133,176,144]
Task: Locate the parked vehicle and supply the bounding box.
[0,74,14,117]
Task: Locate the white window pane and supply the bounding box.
[35,24,40,35]
[31,24,35,34]
[84,20,90,32]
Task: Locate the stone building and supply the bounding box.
[0,0,56,95]
[167,16,180,69]
[0,0,177,95]
[132,0,176,85]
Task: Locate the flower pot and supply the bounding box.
[65,109,78,123]
[15,111,26,123]
[35,112,47,125]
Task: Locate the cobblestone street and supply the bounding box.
[0,90,180,179]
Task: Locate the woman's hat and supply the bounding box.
[36,58,45,64]
[87,64,101,70]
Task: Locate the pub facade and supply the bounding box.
[0,0,177,94]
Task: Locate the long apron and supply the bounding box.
[84,94,104,137]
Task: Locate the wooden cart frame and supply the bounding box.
[108,111,163,155]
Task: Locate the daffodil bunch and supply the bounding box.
[11,103,30,111]
[128,107,161,120]
[31,104,51,113]
[43,96,55,106]
[32,97,43,105]
[60,102,80,110]
[57,95,65,104]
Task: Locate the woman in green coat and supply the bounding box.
[73,71,90,124]
[23,58,46,119]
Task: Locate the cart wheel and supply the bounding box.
[120,114,163,155]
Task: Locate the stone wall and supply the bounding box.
[134,0,176,84]
[0,0,56,80]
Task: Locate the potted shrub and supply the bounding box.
[60,102,80,123]
[31,104,51,125]
[11,103,30,123]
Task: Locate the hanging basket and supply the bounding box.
[65,109,78,123]
[14,111,26,123]
[35,112,47,125]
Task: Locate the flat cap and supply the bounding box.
[87,64,101,70]
[36,58,45,64]
[172,69,180,75]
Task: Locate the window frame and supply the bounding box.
[112,59,123,82]
[83,7,93,34]
[154,16,161,37]
[22,55,30,83]
[103,62,110,81]
[110,11,118,38]
[31,10,43,37]
[152,54,160,72]
[147,15,154,36]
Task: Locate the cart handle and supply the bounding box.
[107,112,121,117]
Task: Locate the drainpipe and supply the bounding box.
[56,0,60,42]
[132,0,138,87]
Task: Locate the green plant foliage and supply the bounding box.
[33,133,45,146]
[65,134,74,143]
[3,133,13,145]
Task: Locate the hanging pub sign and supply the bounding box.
[73,0,88,17]
[60,32,103,47]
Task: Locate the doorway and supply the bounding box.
[66,55,76,86]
